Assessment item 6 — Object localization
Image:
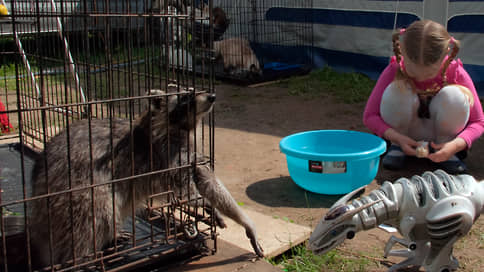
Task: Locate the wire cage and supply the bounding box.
[0,0,217,271]
[208,0,314,84]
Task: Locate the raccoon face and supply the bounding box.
[168,92,215,129]
[148,90,214,131]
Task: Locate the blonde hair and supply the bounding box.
[392,20,460,85]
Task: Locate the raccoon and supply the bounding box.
[29,89,263,268]
[214,38,262,78]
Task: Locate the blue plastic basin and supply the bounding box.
[279,130,386,195]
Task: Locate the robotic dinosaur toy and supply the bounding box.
[308,170,484,272]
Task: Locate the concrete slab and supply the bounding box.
[164,207,310,272]
[164,239,281,272]
[0,134,20,145]
[216,207,312,258]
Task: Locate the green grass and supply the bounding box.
[278,67,376,104]
[0,61,69,92]
[269,245,373,272]
[0,63,19,91]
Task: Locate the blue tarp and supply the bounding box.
[258,1,484,96]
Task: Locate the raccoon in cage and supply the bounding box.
[151,0,229,45]
[29,89,263,268]
[214,37,262,78]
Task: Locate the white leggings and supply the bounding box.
[380,81,470,144]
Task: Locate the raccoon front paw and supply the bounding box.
[246,229,264,257]
[112,231,133,246]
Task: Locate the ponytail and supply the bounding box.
[392,29,403,65]
[441,37,460,85]
[392,28,407,81]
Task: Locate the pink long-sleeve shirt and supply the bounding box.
[363,56,484,148]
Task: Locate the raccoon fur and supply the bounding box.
[214,37,262,78]
[29,89,263,268]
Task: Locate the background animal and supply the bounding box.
[214,37,262,78]
[29,88,263,268]
[195,6,229,42]
[151,0,229,45]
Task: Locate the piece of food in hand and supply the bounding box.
[415,141,429,158]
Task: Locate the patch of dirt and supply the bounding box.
[212,82,484,271]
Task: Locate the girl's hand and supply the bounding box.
[427,138,467,163]
[397,136,420,156]
[383,128,419,156]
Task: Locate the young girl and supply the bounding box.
[363,19,484,174]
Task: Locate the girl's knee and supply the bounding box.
[433,85,472,108]
[430,85,471,140]
[430,85,471,120]
[381,81,413,100]
[380,80,419,129]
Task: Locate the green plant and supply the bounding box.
[0,63,18,91]
[269,244,373,272]
[0,61,69,93]
[279,67,376,104]
[2,207,20,216]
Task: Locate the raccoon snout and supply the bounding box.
[207,93,216,102]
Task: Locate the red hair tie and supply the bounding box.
[449,36,456,45]
[399,28,406,35]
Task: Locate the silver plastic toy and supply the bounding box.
[308,170,484,272]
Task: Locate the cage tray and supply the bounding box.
[255,62,311,84]
[198,61,310,85]
[96,216,207,271]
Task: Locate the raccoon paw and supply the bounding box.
[246,229,264,258]
[112,231,133,246]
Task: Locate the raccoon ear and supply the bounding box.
[147,89,166,110]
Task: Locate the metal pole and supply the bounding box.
[48,0,86,103]
[1,0,41,99]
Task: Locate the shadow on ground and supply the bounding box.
[246,176,342,209]
[0,143,37,215]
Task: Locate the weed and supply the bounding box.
[2,207,20,217]
[279,67,376,103]
[269,244,372,272]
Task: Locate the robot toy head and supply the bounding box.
[308,204,357,254]
[308,186,377,255]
